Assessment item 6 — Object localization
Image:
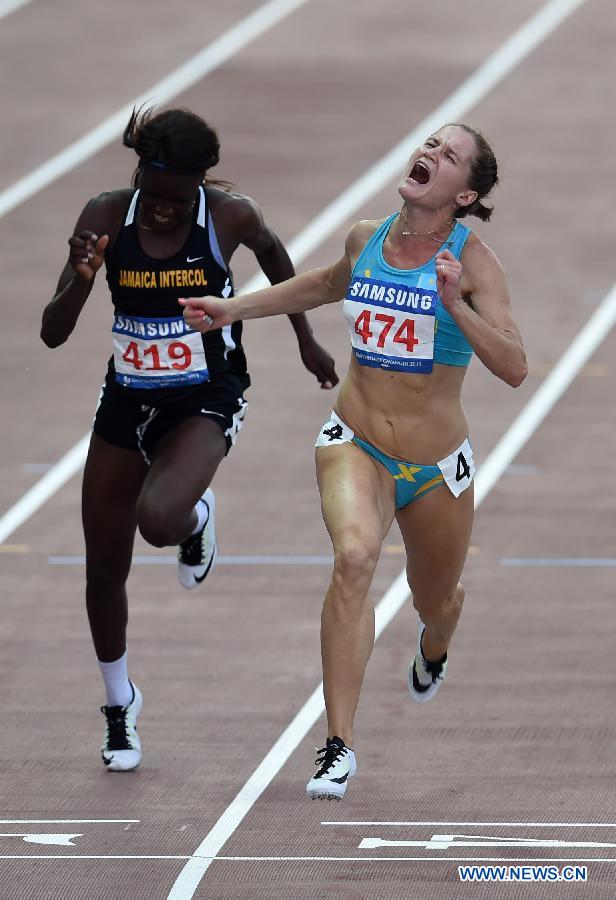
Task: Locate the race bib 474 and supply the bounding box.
[343,275,437,373]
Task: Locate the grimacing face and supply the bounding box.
[398,125,478,212]
[138,166,203,233]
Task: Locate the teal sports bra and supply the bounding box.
[343,214,473,373]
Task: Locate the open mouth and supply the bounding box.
[409,160,431,185]
[153,213,172,224]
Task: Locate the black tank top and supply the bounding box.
[104,186,248,404]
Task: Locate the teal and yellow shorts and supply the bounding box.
[315,411,474,510]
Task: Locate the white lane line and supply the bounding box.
[0,855,610,863]
[504,464,537,475]
[0,819,139,824]
[0,0,34,19]
[202,856,599,864]
[192,856,613,863]
[0,855,191,860]
[47,555,334,565]
[501,558,616,567]
[0,434,90,544]
[165,298,616,888]
[0,0,312,219]
[322,821,616,828]
[360,836,616,850]
[0,0,590,546]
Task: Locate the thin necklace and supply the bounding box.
[399,207,455,243]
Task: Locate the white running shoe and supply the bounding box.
[177,488,217,589]
[101,682,142,772]
[408,621,448,703]
[306,736,356,800]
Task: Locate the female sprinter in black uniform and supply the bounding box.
[41,107,337,772]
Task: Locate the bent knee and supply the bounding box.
[138,516,173,548]
[137,498,182,548]
[412,582,465,617]
[332,537,381,587]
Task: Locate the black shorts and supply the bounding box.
[93,372,248,464]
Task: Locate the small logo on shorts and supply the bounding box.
[323,424,343,442]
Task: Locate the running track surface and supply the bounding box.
[1,1,616,897]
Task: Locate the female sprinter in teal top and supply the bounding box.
[181,122,527,801]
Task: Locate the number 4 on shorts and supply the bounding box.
[456,452,471,482]
[437,439,474,498]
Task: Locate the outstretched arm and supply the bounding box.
[436,241,527,387]
[181,256,351,326]
[181,224,355,333]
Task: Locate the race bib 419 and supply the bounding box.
[112,314,209,389]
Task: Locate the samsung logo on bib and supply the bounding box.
[113,315,193,338]
[348,277,435,311]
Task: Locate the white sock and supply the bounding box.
[98,650,133,707]
[191,497,209,536]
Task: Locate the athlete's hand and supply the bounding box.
[179,296,233,332]
[298,334,338,389]
[436,249,463,313]
[68,231,109,283]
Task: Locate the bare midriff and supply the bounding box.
[335,353,469,465]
